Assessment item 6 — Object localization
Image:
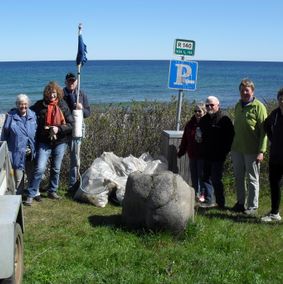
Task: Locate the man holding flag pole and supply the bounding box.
[63,23,90,193]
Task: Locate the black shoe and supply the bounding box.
[216,204,227,210]
[68,184,78,194]
[48,192,62,200]
[231,202,245,212]
[34,195,42,202]
[199,202,217,208]
[244,207,258,216]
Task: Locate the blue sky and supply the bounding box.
[1,0,282,61]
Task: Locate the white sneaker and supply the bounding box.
[198,194,205,203]
[24,197,33,206]
[261,213,282,222]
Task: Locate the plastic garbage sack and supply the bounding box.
[101,152,126,176]
[75,152,167,207]
[121,155,147,174]
[74,157,116,207]
[143,160,168,174]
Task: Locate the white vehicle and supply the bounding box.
[0,141,24,284]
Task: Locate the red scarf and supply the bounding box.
[45,99,66,126]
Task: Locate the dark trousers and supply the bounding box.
[189,158,205,196]
[202,160,225,207]
[269,162,283,214]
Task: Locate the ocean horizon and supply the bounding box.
[1,60,283,113]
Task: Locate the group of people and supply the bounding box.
[1,72,90,206]
[178,78,282,222]
[1,76,282,221]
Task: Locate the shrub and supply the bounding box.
[60,98,276,188]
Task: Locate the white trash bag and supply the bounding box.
[74,152,167,207]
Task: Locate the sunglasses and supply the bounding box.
[194,110,202,113]
[206,104,215,108]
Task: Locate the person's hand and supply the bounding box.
[49,126,58,140]
[256,152,264,164]
[75,103,83,110]
[51,126,59,134]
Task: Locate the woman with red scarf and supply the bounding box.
[24,81,74,206]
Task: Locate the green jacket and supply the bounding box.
[231,98,267,154]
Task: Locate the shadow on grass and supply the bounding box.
[195,205,254,222]
[196,206,282,225]
[87,214,189,239]
[87,214,153,237]
[88,214,122,228]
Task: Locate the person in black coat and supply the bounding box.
[261,88,283,222]
[199,96,234,208]
[63,72,90,191]
[24,81,74,206]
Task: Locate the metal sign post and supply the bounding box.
[176,89,183,131]
[176,56,184,131]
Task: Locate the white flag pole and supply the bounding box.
[72,23,83,138]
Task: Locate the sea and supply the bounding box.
[1,60,283,113]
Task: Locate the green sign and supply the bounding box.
[174,39,195,56]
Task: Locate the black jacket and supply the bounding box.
[63,88,91,118]
[264,107,283,165]
[199,111,234,161]
[31,99,74,146]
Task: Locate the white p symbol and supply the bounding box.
[174,63,194,85]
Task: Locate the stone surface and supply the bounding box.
[122,171,194,234]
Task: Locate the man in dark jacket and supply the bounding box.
[199,96,234,208]
[261,88,283,222]
[63,72,90,191]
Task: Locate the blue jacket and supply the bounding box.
[1,108,37,170]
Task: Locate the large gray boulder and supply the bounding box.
[122,171,194,234]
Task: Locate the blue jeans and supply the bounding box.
[69,138,81,188]
[27,142,67,197]
[189,158,205,196]
[202,160,225,206]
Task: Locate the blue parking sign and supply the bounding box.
[168,60,198,90]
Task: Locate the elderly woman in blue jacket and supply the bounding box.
[1,94,37,195]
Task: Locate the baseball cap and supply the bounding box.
[65,72,76,81]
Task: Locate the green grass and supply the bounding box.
[22,188,283,284]
[22,100,282,283]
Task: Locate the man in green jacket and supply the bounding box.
[231,79,267,215]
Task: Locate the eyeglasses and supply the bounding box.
[194,110,202,113]
[206,104,215,108]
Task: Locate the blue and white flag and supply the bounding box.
[76,34,87,66]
